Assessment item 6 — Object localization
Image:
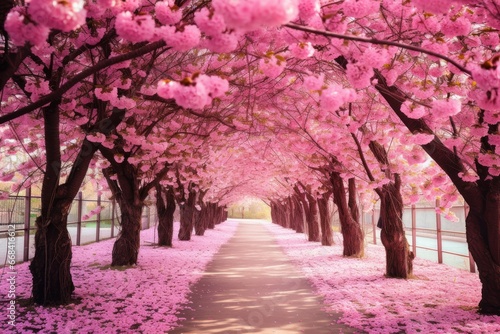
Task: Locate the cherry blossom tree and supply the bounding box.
[1,0,499,315]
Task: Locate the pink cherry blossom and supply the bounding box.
[289,42,315,59]
[202,32,240,53]
[346,63,373,89]
[259,55,287,78]
[159,25,201,51]
[115,12,156,43]
[319,84,357,113]
[432,99,462,118]
[4,8,50,47]
[303,74,324,91]
[156,1,183,26]
[411,0,453,15]
[298,0,320,22]
[28,0,86,32]
[343,0,380,18]
[212,0,299,32]
[194,7,227,36]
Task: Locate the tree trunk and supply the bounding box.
[292,195,305,233]
[206,203,216,229]
[30,204,74,305]
[103,163,144,266]
[377,178,414,278]
[194,204,206,236]
[112,200,143,266]
[29,99,125,304]
[331,172,364,257]
[317,191,334,246]
[348,178,360,223]
[304,192,321,242]
[178,187,196,240]
[155,185,176,247]
[466,182,500,315]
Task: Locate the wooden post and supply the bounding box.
[436,199,443,264]
[371,209,376,245]
[23,187,31,262]
[111,198,116,238]
[96,194,101,242]
[77,192,82,246]
[411,204,417,257]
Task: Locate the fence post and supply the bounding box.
[146,206,150,229]
[111,198,116,238]
[464,203,476,273]
[371,209,376,245]
[77,192,82,246]
[96,194,101,242]
[411,204,417,257]
[436,199,443,264]
[23,187,31,262]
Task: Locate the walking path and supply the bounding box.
[170,220,361,333]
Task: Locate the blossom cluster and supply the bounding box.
[5,0,86,46]
[157,75,229,110]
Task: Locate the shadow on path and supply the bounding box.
[169,220,362,333]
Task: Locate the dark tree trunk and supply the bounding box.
[465,177,500,314]
[103,163,144,266]
[207,203,216,229]
[155,185,176,247]
[292,195,305,233]
[194,204,207,236]
[215,205,225,225]
[194,190,208,236]
[317,191,334,246]
[178,187,196,241]
[30,204,74,305]
[377,178,414,278]
[348,178,360,223]
[331,172,364,257]
[112,200,143,266]
[29,101,124,304]
[304,192,321,242]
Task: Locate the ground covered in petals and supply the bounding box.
[0,220,239,333]
[264,222,500,334]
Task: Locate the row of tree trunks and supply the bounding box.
[271,189,334,245]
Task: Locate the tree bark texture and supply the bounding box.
[103,163,144,266]
[304,192,321,242]
[292,195,305,233]
[331,172,364,257]
[30,206,74,305]
[155,185,176,247]
[317,191,334,246]
[178,187,196,241]
[377,180,414,279]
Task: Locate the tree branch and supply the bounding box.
[285,23,470,75]
[0,40,168,124]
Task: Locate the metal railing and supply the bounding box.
[0,188,156,266]
[362,200,476,273]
